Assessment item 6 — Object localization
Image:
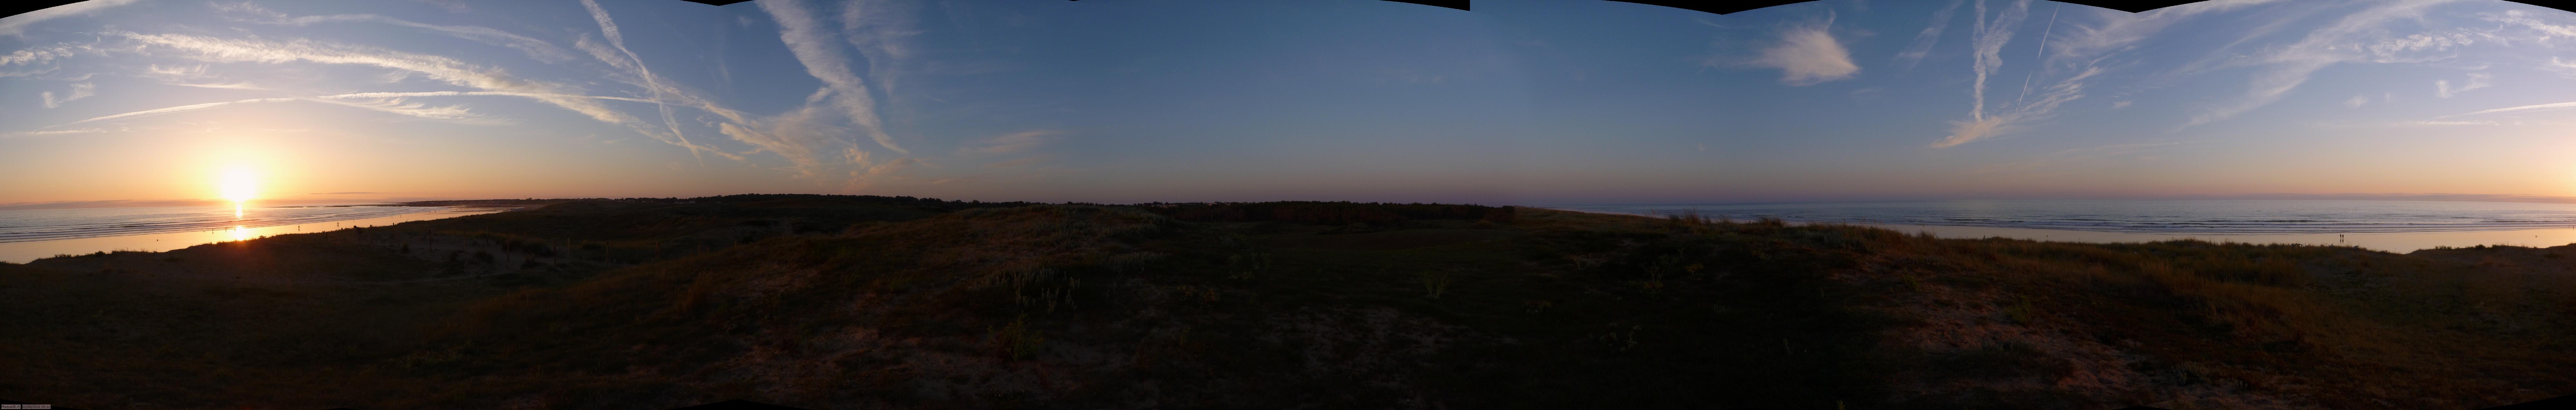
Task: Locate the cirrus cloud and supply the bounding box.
[1747,16,1860,86]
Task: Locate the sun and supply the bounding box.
[219,166,259,202]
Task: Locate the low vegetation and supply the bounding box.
[1,196,2571,409]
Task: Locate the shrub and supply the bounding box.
[2002,297,2038,324]
[1420,269,1455,299]
[991,316,1045,360]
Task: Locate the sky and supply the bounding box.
[4,0,2576,208]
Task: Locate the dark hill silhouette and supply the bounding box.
[2,199,2574,408]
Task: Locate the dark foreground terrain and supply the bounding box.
[4,194,2574,409]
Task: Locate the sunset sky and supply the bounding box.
[5,0,2576,208]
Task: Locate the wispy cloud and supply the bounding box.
[219,2,576,63]
[40,82,92,108]
[1965,0,2028,124]
[0,0,140,37]
[838,0,927,98]
[142,63,265,89]
[703,86,895,180]
[0,68,55,78]
[64,98,300,124]
[107,31,740,159]
[64,97,483,126]
[306,97,494,122]
[579,0,704,163]
[1892,0,1965,71]
[565,35,756,124]
[169,81,264,89]
[316,91,656,102]
[142,64,209,79]
[2545,56,2576,79]
[2344,94,2371,107]
[1928,0,2160,150]
[1933,0,2030,148]
[564,1,875,180]
[2482,9,2576,41]
[1935,64,2104,149]
[716,104,845,177]
[63,91,657,125]
[2439,101,2576,117]
[2,42,98,67]
[2401,119,2504,126]
[841,156,926,192]
[2184,0,2468,127]
[114,33,563,107]
[2433,72,2490,98]
[2050,0,2283,69]
[1747,14,1860,86]
[761,0,909,155]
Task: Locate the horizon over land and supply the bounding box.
[29,193,2576,264]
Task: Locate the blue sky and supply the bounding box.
[4,0,2576,207]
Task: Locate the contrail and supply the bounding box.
[64,98,298,124]
[316,91,656,102]
[583,0,703,165]
[62,92,657,125]
[2015,2,2060,108]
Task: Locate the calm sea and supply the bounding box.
[0,205,444,243]
[1548,200,2576,235]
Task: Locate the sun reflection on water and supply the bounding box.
[230,225,249,242]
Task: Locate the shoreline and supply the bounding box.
[1547,207,2576,253]
[0,206,513,264]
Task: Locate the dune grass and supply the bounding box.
[0,198,2571,409]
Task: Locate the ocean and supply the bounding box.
[1546,200,2576,252]
[1550,200,2576,234]
[0,204,445,243]
[0,204,501,264]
